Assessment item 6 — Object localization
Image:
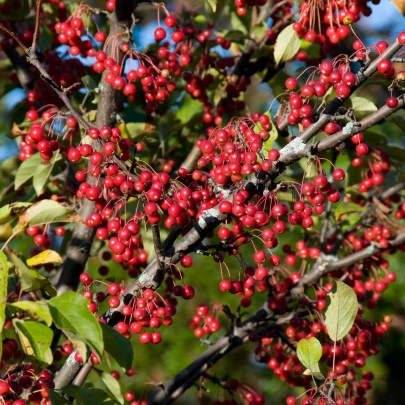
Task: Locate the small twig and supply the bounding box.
[0,23,27,51]
[31,0,43,50]
[72,361,93,386]
[151,224,165,271]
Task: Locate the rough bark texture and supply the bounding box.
[52,0,138,389]
[52,0,137,296]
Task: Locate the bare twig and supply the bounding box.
[152,223,165,271]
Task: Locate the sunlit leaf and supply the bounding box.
[10,252,56,296]
[33,152,61,196]
[48,292,104,358]
[333,202,366,221]
[16,200,81,230]
[100,372,124,403]
[13,319,53,365]
[27,249,63,267]
[349,96,377,113]
[206,0,217,12]
[325,280,358,342]
[297,337,322,374]
[8,301,52,326]
[15,154,43,190]
[274,24,300,65]
[254,111,278,161]
[0,223,13,241]
[0,202,32,225]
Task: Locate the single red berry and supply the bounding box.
[154,27,166,41]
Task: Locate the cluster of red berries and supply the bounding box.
[0,366,54,405]
[294,0,377,46]
[188,304,221,338]
[258,304,390,403]
[79,274,179,345]
[19,110,79,162]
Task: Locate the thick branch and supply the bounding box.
[52,0,136,295]
[275,95,405,171]
[52,0,137,390]
[148,303,274,405]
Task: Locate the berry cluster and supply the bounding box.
[294,0,377,46]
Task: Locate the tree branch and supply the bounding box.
[52,0,136,295]
[292,230,405,295]
[146,229,405,404]
[277,40,403,138]
[52,0,138,391]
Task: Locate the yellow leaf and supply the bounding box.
[13,319,34,356]
[11,122,31,138]
[392,0,405,15]
[0,223,12,241]
[27,250,63,267]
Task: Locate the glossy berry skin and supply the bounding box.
[386,97,398,108]
[154,27,166,41]
[0,381,9,395]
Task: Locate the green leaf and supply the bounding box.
[349,96,377,113]
[300,39,321,58]
[15,154,42,190]
[0,202,32,225]
[100,322,133,371]
[82,75,97,91]
[297,337,322,374]
[48,291,104,358]
[230,11,248,35]
[8,301,52,326]
[223,29,246,44]
[274,24,300,65]
[177,95,202,124]
[0,252,8,362]
[125,122,157,142]
[333,202,366,221]
[39,25,53,51]
[49,391,72,405]
[340,215,362,232]
[206,0,217,12]
[10,252,56,296]
[62,386,120,405]
[32,152,61,196]
[194,14,208,26]
[212,0,226,21]
[16,199,81,230]
[13,319,53,365]
[303,367,324,380]
[325,280,358,342]
[100,371,124,403]
[252,21,267,39]
[27,249,63,267]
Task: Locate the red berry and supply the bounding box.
[154,27,166,42]
[164,15,176,28]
